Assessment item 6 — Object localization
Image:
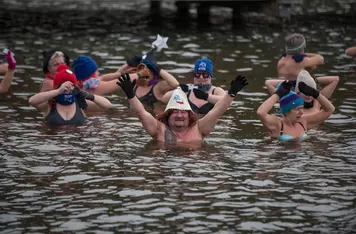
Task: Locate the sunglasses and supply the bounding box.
[193,71,210,79]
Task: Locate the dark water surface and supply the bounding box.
[0,2,356,233]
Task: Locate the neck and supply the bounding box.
[170,126,188,134]
[282,117,297,126]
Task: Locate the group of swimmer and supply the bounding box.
[1,33,355,143]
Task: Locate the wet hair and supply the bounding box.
[285,33,306,54]
[157,109,198,128]
[42,50,70,74]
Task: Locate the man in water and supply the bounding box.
[117,73,248,144]
[277,33,324,80]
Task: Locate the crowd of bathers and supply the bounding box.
[1,33,355,144]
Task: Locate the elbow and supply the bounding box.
[28,96,36,107]
[256,108,265,119]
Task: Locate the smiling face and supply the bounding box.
[168,109,190,129]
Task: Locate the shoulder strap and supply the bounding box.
[212,88,216,95]
[298,122,306,131]
[280,119,284,135]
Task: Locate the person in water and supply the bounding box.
[162,58,225,115]
[40,50,71,93]
[0,49,16,94]
[277,33,324,80]
[265,70,339,114]
[132,59,179,105]
[257,80,335,141]
[116,73,248,144]
[29,64,112,126]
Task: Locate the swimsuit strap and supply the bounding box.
[298,122,306,131]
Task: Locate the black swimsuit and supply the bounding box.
[188,88,216,114]
[135,86,158,104]
[46,102,85,126]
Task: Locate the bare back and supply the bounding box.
[277,56,305,80]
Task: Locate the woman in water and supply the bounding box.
[257,80,334,141]
[162,58,225,115]
[29,64,112,126]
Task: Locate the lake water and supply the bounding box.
[0,2,356,233]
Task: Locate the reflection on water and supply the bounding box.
[1,3,356,234]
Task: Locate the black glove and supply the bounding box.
[141,59,161,76]
[179,84,189,92]
[228,75,248,97]
[193,89,209,101]
[73,86,95,101]
[298,81,319,99]
[275,80,294,98]
[72,86,95,110]
[126,55,142,67]
[117,73,136,99]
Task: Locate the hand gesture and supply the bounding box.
[228,75,248,97]
[5,50,16,70]
[193,88,209,101]
[59,81,74,94]
[126,55,142,67]
[275,80,293,98]
[298,81,319,99]
[117,73,136,99]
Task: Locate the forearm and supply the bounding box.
[0,64,8,75]
[99,72,121,82]
[257,94,279,117]
[159,69,179,88]
[161,90,174,104]
[214,93,233,113]
[346,47,356,57]
[317,76,339,98]
[0,70,14,93]
[116,63,131,73]
[128,96,146,115]
[265,80,282,95]
[317,94,335,113]
[92,95,112,110]
[29,89,60,106]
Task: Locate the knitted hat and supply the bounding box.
[53,64,77,89]
[194,58,213,77]
[280,91,304,115]
[73,56,98,81]
[295,70,316,94]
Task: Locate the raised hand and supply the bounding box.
[228,75,248,97]
[298,81,320,99]
[179,84,189,93]
[5,50,16,70]
[58,81,74,94]
[140,59,161,76]
[117,73,136,99]
[275,80,293,98]
[126,55,142,67]
[193,88,208,101]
